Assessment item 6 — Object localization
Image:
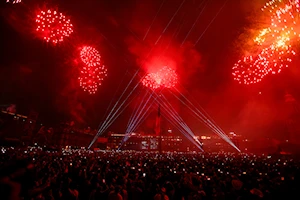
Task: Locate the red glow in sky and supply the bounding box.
[78,46,107,94]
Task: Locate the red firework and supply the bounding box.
[78,65,107,94]
[260,45,295,74]
[142,73,161,89]
[159,66,178,88]
[142,66,178,89]
[80,46,101,67]
[35,9,73,44]
[233,0,300,85]
[232,55,269,85]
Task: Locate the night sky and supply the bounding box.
[1,0,300,139]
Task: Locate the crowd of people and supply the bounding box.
[0,146,299,200]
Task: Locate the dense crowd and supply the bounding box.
[0,146,299,200]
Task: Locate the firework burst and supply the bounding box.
[80,46,101,67]
[142,66,178,89]
[78,65,107,94]
[35,9,73,44]
[77,46,107,94]
[233,0,300,84]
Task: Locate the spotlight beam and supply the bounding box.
[171,89,240,152]
[172,88,226,135]
[126,91,150,133]
[100,70,128,127]
[89,77,140,148]
[128,94,158,134]
[158,93,197,139]
[155,0,186,45]
[194,0,228,47]
[88,90,138,149]
[120,97,156,149]
[97,80,141,134]
[127,92,154,134]
[143,0,166,41]
[181,0,208,47]
[96,70,139,134]
[154,93,203,151]
[160,107,203,151]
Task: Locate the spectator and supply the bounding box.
[0,147,300,200]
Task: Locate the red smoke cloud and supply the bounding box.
[124,1,204,86]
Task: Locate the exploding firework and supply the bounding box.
[159,66,178,88]
[232,55,269,85]
[260,44,295,74]
[80,46,101,67]
[233,0,300,84]
[6,0,21,3]
[78,65,107,94]
[35,9,73,44]
[142,73,161,90]
[253,28,272,46]
[142,66,178,89]
[261,0,300,51]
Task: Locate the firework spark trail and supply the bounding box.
[194,0,228,46]
[155,0,186,45]
[143,0,166,41]
[180,0,209,47]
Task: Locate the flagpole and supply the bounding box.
[155,104,162,153]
